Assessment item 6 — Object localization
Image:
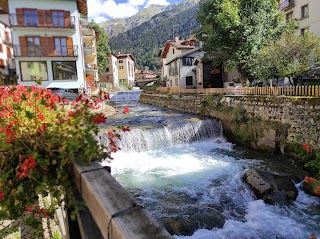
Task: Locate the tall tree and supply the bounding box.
[89,21,111,73]
[248,33,320,83]
[197,0,291,80]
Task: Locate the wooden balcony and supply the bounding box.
[9,13,75,29]
[14,45,78,57]
[85,63,98,73]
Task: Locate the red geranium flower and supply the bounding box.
[123,106,130,114]
[0,192,5,200]
[303,143,310,154]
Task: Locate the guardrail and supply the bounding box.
[73,162,172,239]
[156,86,320,97]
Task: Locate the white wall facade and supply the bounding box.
[9,0,86,89]
[111,54,119,86]
[0,20,14,77]
[280,0,320,36]
[179,50,205,89]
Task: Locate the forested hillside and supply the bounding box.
[108,1,200,70]
[100,4,174,38]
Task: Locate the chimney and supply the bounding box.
[174,33,179,42]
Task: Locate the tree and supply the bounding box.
[89,21,111,73]
[197,0,292,80]
[248,33,320,83]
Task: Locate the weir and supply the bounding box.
[109,90,142,102]
[117,119,223,152]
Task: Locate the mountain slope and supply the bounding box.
[100,4,173,38]
[108,0,201,70]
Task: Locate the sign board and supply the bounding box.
[211,68,221,74]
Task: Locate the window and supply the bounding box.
[119,66,124,69]
[0,59,5,69]
[286,12,293,21]
[7,47,12,58]
[106,67,109,72]
[301,28,308,36]
[24,9,38,27]
[301,4,309,19]
[119,60,123,63]
[52,61,77,80]
[186,76,193,86]
[52,11,65,27]
[27,37,41,56]
[20,61,48,81]
[54,38,68,56]
[172,49,175,55]
[183,57,194,66]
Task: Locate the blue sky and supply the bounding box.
[88,0,182,22]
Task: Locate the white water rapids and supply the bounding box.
[101,102,320,239]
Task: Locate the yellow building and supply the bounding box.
[116,54,135,85]
[279,0,320,36]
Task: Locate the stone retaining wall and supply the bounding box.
[140,93,320,154]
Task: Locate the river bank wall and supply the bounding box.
[140,93,320,156]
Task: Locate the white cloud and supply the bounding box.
[87,0,144,21]
[145,0,170,7]
[128,0,146,6]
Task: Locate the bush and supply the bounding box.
[0,85,122,236]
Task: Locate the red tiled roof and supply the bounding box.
[160,37,199,58]
[77,0,87,15]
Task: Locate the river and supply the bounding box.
[102,102,320,239]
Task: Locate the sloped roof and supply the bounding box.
[165,47,203,66]
[117,54,135,62]
[160,37,199,59]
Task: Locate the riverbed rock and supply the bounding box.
[303,180,320,198]
[243,168,298,204]
[159,206,225,236]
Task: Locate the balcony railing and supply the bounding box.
[14,45,78,57]
[82,27,95,37]
[280,0,295,11]
[9,14,75,28]
[85,63,98,71]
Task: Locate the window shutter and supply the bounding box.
[47,37,55,56]
[38,10,45,26]
[16,8,24,26]
[40,37,47,56]
[7,47,12,58]
[45,10,52,27]
[19,36,28,56]
[67,37,74,56]
[64,11,71,27]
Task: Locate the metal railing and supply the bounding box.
[156,85,320,97]
[9,14,75,28]
[280,0,295,11]
[85,63,97,71]
[14,45,78,57]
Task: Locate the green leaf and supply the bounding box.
[25,111,34,119]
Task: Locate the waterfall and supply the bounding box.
[109,90,142,102]
[117,119,223,152]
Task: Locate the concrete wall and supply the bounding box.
[140,93,320,154]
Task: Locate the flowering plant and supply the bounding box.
[0,85,124,236]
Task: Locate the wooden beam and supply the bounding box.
[73,161,173,239]
[0,0,9,14]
